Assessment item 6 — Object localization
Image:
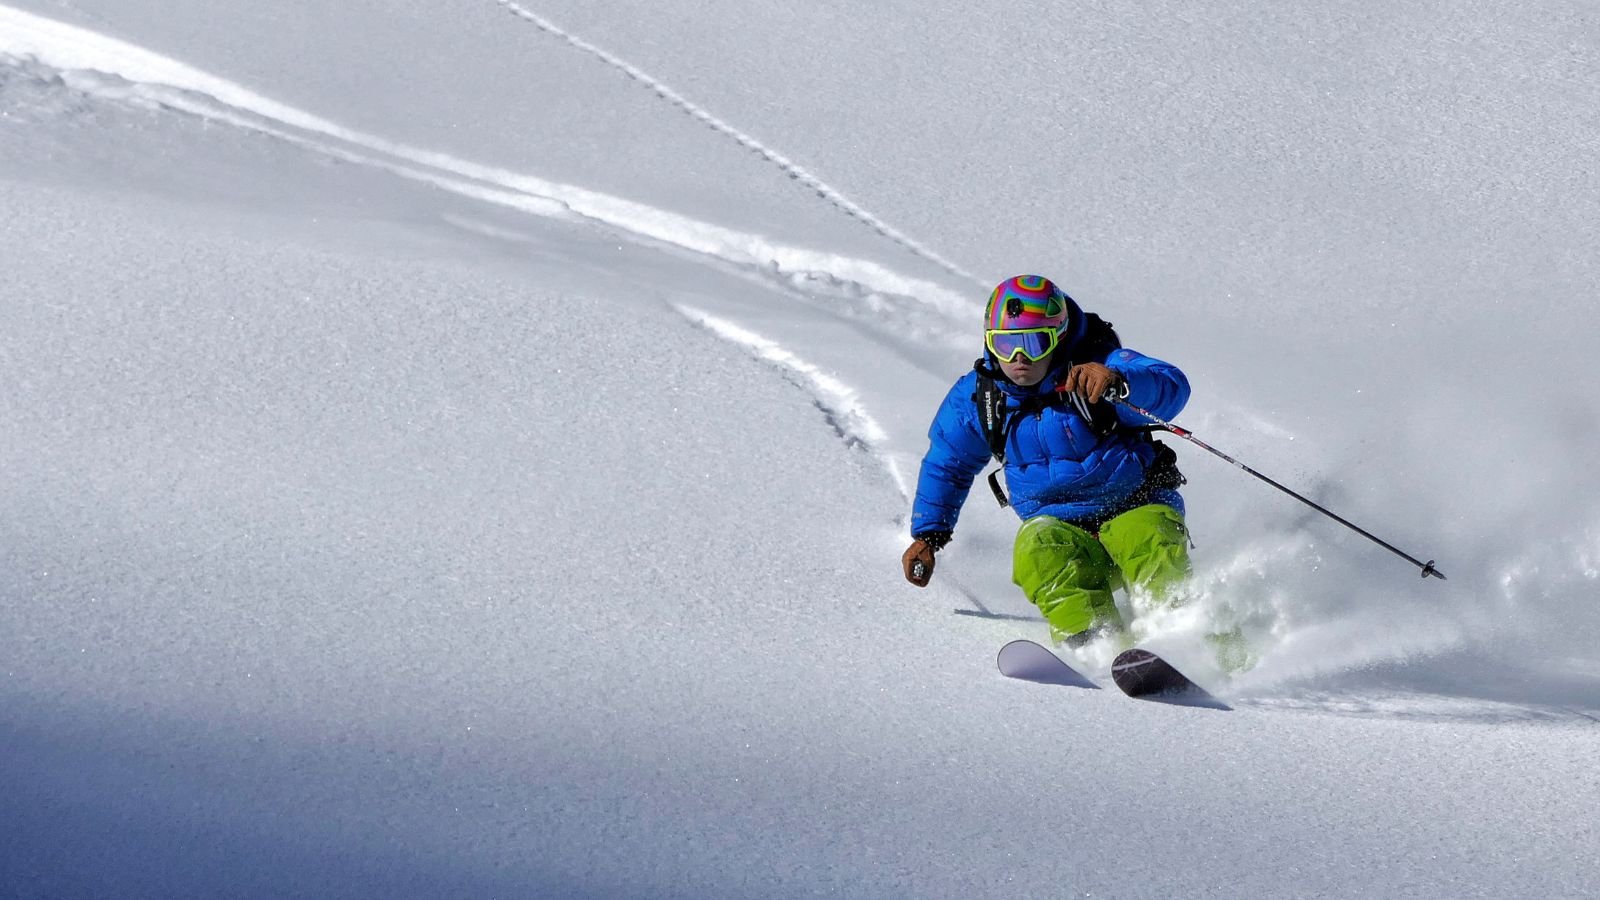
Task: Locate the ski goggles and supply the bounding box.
[985,327,1060,363]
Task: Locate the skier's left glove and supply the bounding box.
[1060,363,1127,405]
[902,532,950,587]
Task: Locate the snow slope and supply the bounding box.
[2,3,1598,897]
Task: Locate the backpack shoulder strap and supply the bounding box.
[971,361,1009,463]
[970,361,1016,507]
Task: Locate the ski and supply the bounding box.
[996,639,1098,689]
[1110,647,1227,709]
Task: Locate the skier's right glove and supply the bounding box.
[902,532,951,587]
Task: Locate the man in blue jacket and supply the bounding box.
[901,274,1193,647]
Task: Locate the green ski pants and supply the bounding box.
[1012,504,1192,641]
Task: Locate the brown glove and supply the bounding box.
[901,533,950,587]
[1060,363,1127,405]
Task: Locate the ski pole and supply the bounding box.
[1111,396,1446,580]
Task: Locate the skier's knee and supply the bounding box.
[1100,504,1192,601]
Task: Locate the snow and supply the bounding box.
[2,1,1598,896]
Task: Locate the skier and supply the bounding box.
[901,274,1193,648]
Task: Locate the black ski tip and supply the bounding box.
[1110,648,1185,697]
[1421,560,1446,580]
[997,640,1098,689]
[1111,648,1229,709]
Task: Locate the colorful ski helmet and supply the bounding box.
[983,275,1074,362]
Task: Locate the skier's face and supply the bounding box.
[999,353,1051,386]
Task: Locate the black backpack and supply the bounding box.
[973,314,1184,509]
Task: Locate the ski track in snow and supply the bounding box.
[674,305,910,500]
[0,4,973,322]
[488,0,979,286]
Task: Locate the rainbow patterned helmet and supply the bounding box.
[983,275,1074,362]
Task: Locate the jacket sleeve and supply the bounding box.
[910,373,993,539]
[1102,347,1190,424]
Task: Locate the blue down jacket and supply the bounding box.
[910,339,1190,538]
